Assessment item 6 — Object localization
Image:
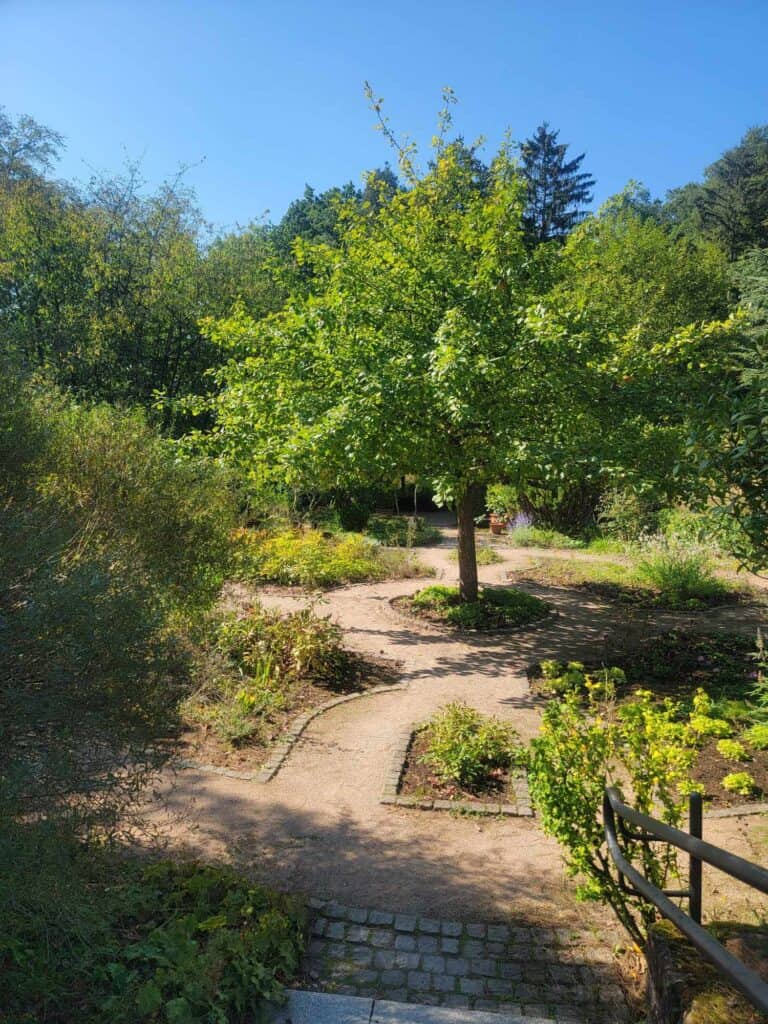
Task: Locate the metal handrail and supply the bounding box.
[603,786,768,1014]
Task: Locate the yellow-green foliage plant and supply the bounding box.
[526,687,699,945]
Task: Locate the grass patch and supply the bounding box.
[448,543,503,565]
[510,549,746,609]
[506,526,585,549]
[402,583,549,630]
[232,527,433,588]
[364,514,442,546]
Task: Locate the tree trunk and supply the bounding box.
[456,485,481,603]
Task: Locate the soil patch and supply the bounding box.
[399,728,520,805]
[179,652,401,771]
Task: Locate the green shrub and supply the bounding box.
[232,527,431,587]
[722,771,757,796]
[743,723,768,750]
[410,584,548,630]
[537,662,625,699]
[716,739,750,762]
[527,688,699,944]
[636,535,726,607]
[422,703,519,789]
[540,659,566,680]
[507,526,585,549]
[597,487,659,542]
[365,514,441,547]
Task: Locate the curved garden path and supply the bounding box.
[152,528,768,934]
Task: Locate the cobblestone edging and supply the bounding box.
[176,683,408,784]
[380,724,533,816]
[302,898,629,1021]
[387,596,557,638]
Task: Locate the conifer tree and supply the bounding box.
[519,122,595,242]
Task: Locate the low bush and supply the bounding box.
[722,771,757,796]
[365,514,441,547]
[409,584,548,630]
[232,527,431,587]
[636,535,727,607]
[422,703,519,789]
[716,739,750,762]
[537,660,626,698]
[507,526,585,549]
[597,487,659,542]
[743,723,768,750]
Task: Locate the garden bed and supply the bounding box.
[392,584,550,631]
[528,630,768,810]
[398,727,530,812]
[180,650,400,771]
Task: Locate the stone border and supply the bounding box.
[380,723,533,817]
[387,594,557,637]
[175,683,408,785]
[704,800,768,819]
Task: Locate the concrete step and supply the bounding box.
[268,990,563,1023]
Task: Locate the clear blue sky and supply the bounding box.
[2,1,766,232]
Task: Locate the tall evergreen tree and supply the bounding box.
[519,122,595,243]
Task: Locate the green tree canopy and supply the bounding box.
[519,122,595,243]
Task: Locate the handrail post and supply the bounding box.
[689,791,703,925]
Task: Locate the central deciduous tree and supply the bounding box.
[200,141,738,602]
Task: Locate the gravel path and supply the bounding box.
[153,529,767,927]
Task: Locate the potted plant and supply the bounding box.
[486,484,516,535]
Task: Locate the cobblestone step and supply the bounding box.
[301,900,630,1022]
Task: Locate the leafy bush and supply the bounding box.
[422,703,519,789]
[688,689,734,738]
[507,526,585,549]
[636,535,727,607]
[365,514,441,547]
[716,739,750,762]
[722,771,757,796]
[184,604,349,746]
[232,527,431,587]
[537,661,625,698]
[1,837,306,1024]
[597,487,659,542]
[526,688,699,944]
[743,723,768,750]
[409,584,548,630]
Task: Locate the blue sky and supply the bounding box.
[2,1,766,232]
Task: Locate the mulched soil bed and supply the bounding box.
[398,728,518,805]
[179,652,401,771]
[507,563,751,610]
[527,629,768,810]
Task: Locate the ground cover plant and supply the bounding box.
[506,525,586,549]
[399,703,521,804]
[448,543,503,565]
[364,514,442,547]
[231,527,432,588]
[1,839,306,1024]
[182,602,399,762]
[397,583,549,631]
[509,536,748,609]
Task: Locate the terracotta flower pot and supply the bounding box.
[489,514,506,535]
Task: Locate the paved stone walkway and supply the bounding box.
[303,899,629,1022]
